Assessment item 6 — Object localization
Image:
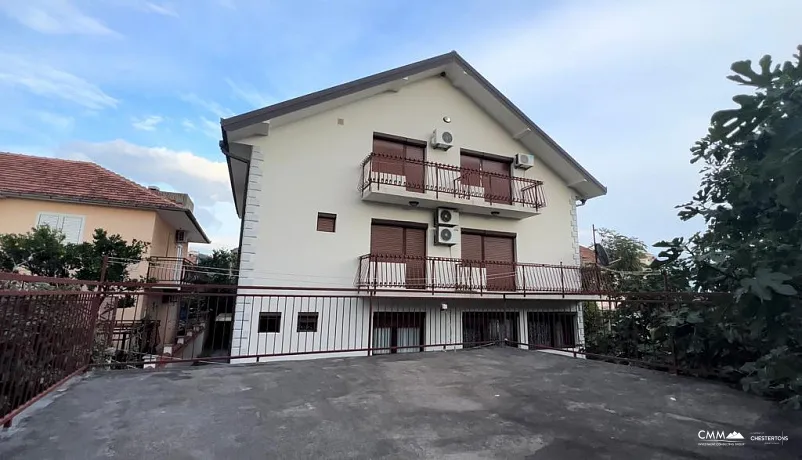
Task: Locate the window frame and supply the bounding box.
[316,212,337,233]
[258,312,282,333]
[296,312,319,333]
[35,212,86,244]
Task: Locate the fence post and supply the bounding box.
[560,262,565,298]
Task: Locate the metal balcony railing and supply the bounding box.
[146,257,200,284]
[360,153,547,210]
[356,254,611,294]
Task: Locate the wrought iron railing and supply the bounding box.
[146,257,200,284]
[356,254,611,294]
[360,153,547,210]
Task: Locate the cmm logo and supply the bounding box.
[698,431,745,445]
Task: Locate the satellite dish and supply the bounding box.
[594,243,611,266]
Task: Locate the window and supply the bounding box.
[36,213,85,244]
[372,137,425,192]
[459,153,512,204]
[258,312,281,333]
[461,231,516,291]
[370,222,426,289]
[316,213,336,232]
[527,313,577,349]
[372,312,425,354]
[297,312,319,332]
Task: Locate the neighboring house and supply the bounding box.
[0,152,210,353]
[220,51,607,361]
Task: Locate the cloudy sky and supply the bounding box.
[0,0,799,252]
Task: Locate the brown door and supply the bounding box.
[370,224,426,289]
[372,138,425,193]
[482,158,512,205]
[483,235,516,291]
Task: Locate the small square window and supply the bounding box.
[317,213,336,232]
[258,312,281,333]
[297,312,319,332]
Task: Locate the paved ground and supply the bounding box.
[1,348,800,459]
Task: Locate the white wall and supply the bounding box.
[233,76,584,356]
[232,296,581,363]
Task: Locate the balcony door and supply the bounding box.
[462,231,516,291]
[372,138,425,193]
[370,222,427,289]
[459,154,512,204]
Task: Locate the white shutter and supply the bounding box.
[36,213,84,244]
[37,213,61,230]
[59,216,84,244]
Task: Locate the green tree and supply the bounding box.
[71,229,149,283]
[197,248,237,285]
[659,46,802,406]
[0,227,148,283]
[0,226,74,277]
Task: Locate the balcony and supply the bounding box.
[360,153,546,219]
[356,254,611,296]
[146,257,201,286]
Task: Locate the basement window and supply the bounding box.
[297,312,319,332]
[258,312,281,333]
[316,213,336,232]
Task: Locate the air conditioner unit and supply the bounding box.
[514,153,535,170]
[175,230,187,243]
[430,129,454,151]
[436,208,459,227]
[435,226,459,246]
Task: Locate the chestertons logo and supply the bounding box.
[698,430,745,446]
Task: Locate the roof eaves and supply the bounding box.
[449,54,607,195]
[221,51,460,132]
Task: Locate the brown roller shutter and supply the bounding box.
[370,225,404,262]
[460,155,482,187]
[372,138,405,176]
[482,158,512,205]
[316,213,336,232]
[461,232,483,263]
[404,144,425,193]
[404,227,426,288]
[484,235,515,291]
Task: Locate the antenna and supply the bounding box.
[594,243,611,266]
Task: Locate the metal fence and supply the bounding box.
[0,270,730,426]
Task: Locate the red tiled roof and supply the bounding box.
[579,245,596,265]
[0,152,181,210]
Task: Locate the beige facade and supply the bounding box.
[236,77,579,287]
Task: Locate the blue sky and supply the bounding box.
[0,0,799,253]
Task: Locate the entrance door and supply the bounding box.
[174,244,184,282]
[372,138,425,193]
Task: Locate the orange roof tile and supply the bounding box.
[0,152,180,210]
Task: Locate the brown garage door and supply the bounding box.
[371,223,426,289]
[461,232,516,291]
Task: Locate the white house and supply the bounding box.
[220,51,607,362]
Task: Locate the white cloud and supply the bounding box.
[34,111,74,131]
[131,115,165,131]
[57,140,237,247]
[226,78,274,108]
[180,94,232,119]
[0,0,119,36]
[0,54,118,110]
[181,119,197,130]
[144,2,178,17]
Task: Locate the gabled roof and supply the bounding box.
[221,51,606,206]
[0,152,210,243]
